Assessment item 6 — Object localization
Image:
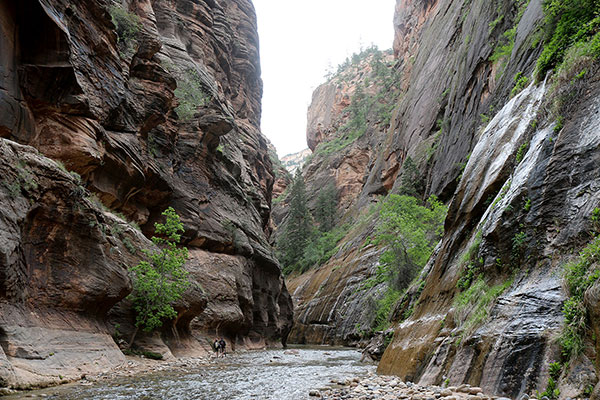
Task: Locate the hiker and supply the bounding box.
[219,338,226,357]
[213,338,220,357]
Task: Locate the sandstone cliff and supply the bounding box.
[0,0,291,389]
[283,0,600,397]
[281,148,312,174]
[279,49,404,345]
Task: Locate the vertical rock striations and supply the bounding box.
[0,0,291,389]
[283,0,600,397]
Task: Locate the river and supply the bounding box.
[5,346,375,399]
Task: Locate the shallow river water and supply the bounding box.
[8,346,375,399]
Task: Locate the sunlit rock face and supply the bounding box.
[283,0,600,397]
[0,0,291,388]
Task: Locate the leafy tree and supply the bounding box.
[315,182,337,232]
[374,195,447,290]
[128,207,190,346]
[399,157,425,198]
[277,170,311,270]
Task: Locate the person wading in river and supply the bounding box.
[213,338,220,358]
[219,338,226,357]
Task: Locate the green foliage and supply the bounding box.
[491,26,517,64]
[511,72,531,97]
[314,183,337,232]
[129,207,190,333]
[457,231,483,290]
[489,15,504,34]
[374,195,447,290]
[174,69,211,121]
[316,46,401,156]
[489,0,530,77]
[454,277,513,338]
[492,179,512,209]
[540,362,563,400]
[277,171,311,271]
[109,4,142,56]
[399,157,425,198]
[372,289,402,332]
[536,0,600,79]
[480,113,491,125]
[524,198,532,212]
[560,233,600,358]
[591,207,600,233]
[283,223,351,275]
[512,231,528,251]
[549,361,563,379]
[554,115,565,133]
[515,141,530,164]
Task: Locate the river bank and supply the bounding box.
[315,374,527,400]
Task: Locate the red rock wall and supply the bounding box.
[0,0,292,388]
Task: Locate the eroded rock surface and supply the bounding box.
[284,0,600,398]
[0,0,292,389]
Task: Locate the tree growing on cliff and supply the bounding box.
[375,195,447,289]
[277,170,311,273]
[128,207,190,346]
[315,182,337,232]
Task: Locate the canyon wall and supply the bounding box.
[0,0,292,389]
[284,0,600,397]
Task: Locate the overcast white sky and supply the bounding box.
[253,0,395,157]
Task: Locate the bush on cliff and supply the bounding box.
[374,195,447,290]
[361,195,447,333]
[536,0,600,79]
[560,233,600,359]
[109,4,142,57]
[128,207,190,346]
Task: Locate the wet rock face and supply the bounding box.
[379,49,600,400]
[286,0,599,397]
[0,0,291,388]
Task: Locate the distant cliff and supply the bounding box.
[0,0,291,389]
[281,148,312,174]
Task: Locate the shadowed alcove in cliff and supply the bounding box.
[16,0,86,117]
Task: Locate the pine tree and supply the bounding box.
[315,182,337,232]
[277,170,311,270]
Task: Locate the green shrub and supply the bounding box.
[372,289,402,332]
[560,224,600,358]
[536,1,600,79]
[109,5,142,56]
[174,69,211,121]
[511,72,531,97]
[457,231,483,290]
[554,115,565,133]
[277,171,311,273]
[373,195,447,290]
[454,277,513,338]
[515,141,529,164]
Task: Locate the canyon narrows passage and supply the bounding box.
[1,0,600,399]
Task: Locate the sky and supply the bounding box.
[253,0,395,157]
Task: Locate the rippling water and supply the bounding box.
[8,346,375,399]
